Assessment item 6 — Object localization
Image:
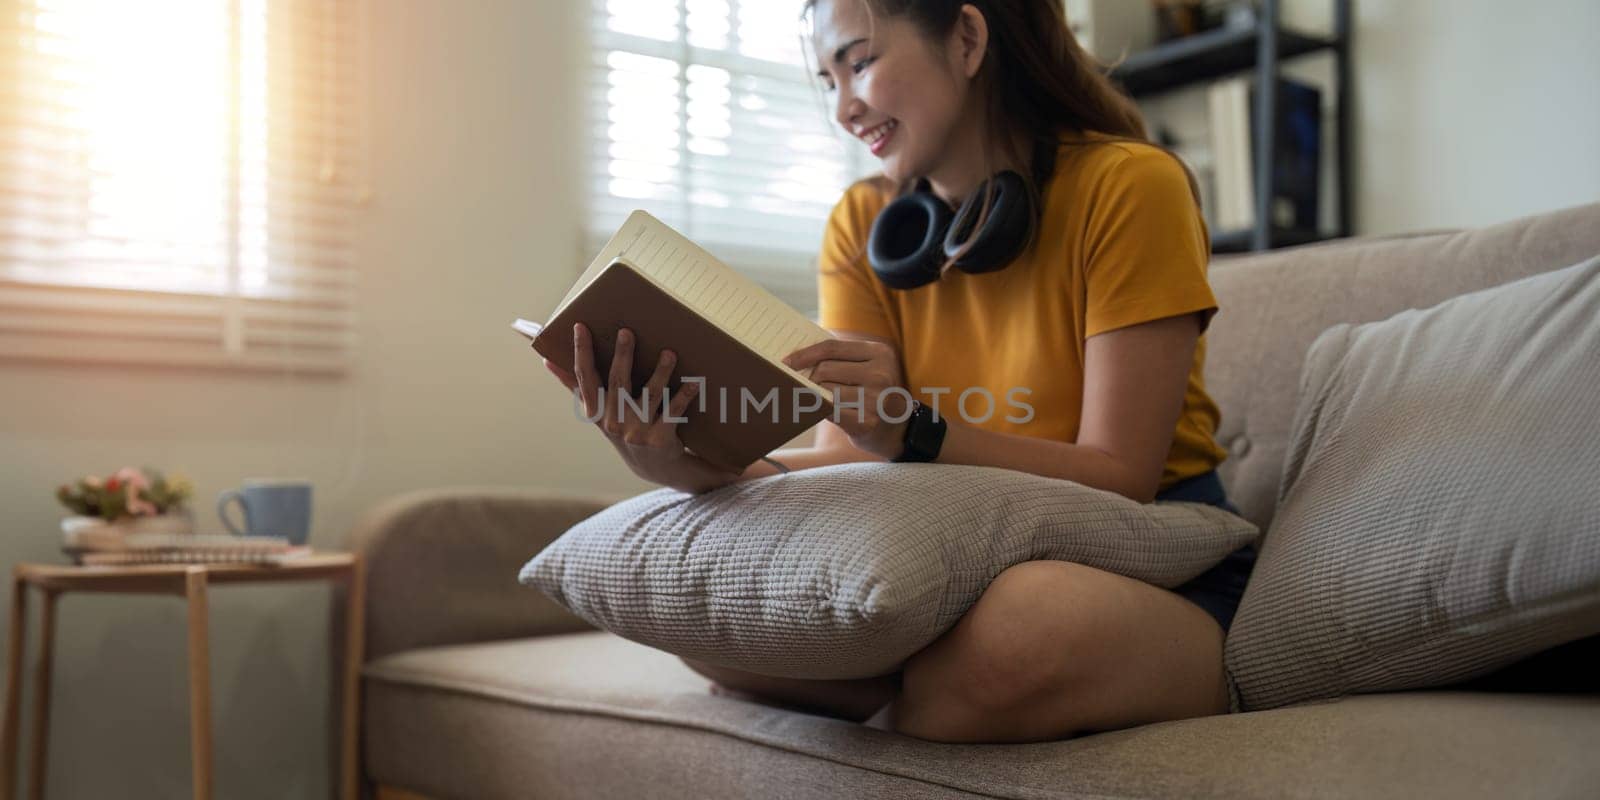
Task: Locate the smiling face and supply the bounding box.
[809,0,990,198]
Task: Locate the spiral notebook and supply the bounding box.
[514,210,836,471]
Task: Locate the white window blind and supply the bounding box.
[0,0,365,373]
[588,0,871,310]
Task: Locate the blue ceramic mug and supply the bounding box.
[217,479,312,545]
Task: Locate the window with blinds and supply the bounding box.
[588,0,871,310]
[0,0,364,373]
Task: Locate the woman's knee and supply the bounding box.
[681,656,898,722]
[904,561,1103,714]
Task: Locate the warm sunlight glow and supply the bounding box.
[597,0,856,239]
[20,0,268,295]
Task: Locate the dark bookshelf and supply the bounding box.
[1110,0,1353,253]
[1113,26,1336,98]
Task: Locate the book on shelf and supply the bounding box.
[1207,76,1252,232]
[1207,75,1322,234]
[514,210,837,472]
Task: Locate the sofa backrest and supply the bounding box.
[1204,202,1600,532]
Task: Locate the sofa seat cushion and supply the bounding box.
[362,631,1600,800]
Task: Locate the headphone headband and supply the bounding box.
[865,135,1058,290]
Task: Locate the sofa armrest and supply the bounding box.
[349,486,620,660]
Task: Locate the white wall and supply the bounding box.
[1334,0,1600,234]
[1,1,1597,797]
[0,2,647,797]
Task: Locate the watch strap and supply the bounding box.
[892,401,947,463]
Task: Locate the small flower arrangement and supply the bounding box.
[56,467,194,522]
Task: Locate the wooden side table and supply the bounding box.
[0,554,365,800]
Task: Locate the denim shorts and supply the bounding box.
[1157,470,1256,632]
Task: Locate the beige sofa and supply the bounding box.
[352,203,1600,799]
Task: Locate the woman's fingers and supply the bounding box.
[609,328,635,399]
[572,324,603,420]
[808,359,883,389]
[649,379,701,441]
[640,380,701,449]
[602,328,638,434]
[783,338,875,371]
[637,348,677,424]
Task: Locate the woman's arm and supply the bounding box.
[788,312,1201,504]
[936,312,1200,503]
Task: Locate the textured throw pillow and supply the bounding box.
[521,462,1257,679]
[1225,254,1600,711]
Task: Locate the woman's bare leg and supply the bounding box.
[684,560,1228,741]
[681,658,899,722]
[892,560,1230,743]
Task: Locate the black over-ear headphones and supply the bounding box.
[866,137,1059,290]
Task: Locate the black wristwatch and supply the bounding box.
[892,401,947,463]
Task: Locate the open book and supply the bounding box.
[515,210,836,472]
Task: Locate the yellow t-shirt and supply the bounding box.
[817,134,1228,491]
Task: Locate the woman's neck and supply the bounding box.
[924,119,1037,207]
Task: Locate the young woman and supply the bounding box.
[542,0,1254,744]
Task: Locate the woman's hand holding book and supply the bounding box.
[543,322,743,494]
[782,338,912,461]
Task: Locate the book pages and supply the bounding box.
[554,210,834,393]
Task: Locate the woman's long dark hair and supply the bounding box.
[802,0,1201,274]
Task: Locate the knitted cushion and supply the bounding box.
[521,462,1257,679]
[1225,254,1600,711]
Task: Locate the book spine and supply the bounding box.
[1246,77,1322,231]
[1208,77,1254,233]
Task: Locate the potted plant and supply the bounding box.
[57,467,196,552]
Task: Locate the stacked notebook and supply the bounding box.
[515,210,837,471]
[63,530,311,566]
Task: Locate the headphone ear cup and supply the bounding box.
[867,190,955,290]
[942,170,1032,274]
